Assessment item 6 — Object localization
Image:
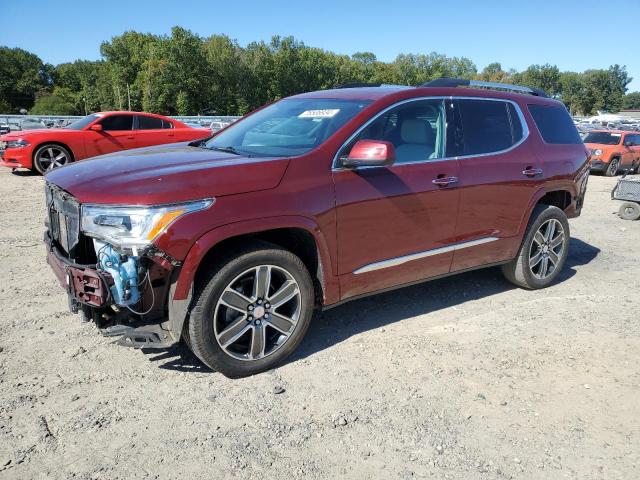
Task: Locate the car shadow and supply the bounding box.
[146,237,600,373]
[10,169,39,177]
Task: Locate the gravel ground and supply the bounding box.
[0,169,638,480]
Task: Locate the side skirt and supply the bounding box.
[322,260,510,311]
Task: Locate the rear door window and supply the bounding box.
[528,104,582,144]
[137,115,164,130]
[99,115,133,131]
[454,99,524,156]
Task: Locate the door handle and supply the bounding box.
[127,136,135,140]
[522,167,543,177]
[432,176,459,186]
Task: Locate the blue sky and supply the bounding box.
[1,0,639,92]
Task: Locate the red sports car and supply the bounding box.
[0,112,211,174]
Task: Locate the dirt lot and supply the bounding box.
[0,169,638,480]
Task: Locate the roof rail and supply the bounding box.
[334,83,411,89]
[421,77,548,98]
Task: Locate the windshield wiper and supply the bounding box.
[208,146,248,156]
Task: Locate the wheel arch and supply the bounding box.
[173,216,339,307]
[32,141,76,163]
[518,187,574,237]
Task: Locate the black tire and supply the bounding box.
[501,205,570,289]
[187,242,315,378]
[605,158,620,177]
[618,202,640,221]
[33,143,72,174]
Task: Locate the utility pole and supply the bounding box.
[127,83,131,111]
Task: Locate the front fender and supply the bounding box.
[171,215,339,304]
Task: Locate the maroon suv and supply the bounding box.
[44,79,590,377]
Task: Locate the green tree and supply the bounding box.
[30,93,76,115]
[623,92,640,110]
[477,62,513,83]
[512,64,561,96]
[0,47,51,112]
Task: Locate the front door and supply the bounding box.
[333,98,461,299]
[88,114,137,157]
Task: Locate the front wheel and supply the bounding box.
[502,205,570,289]
[33,144,72,174]
[187,242,315,378]
[605,158,620,177]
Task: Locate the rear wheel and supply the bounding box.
[605,158,620,177]
[618,202,640,221]
[502,205,570,289]
[33,144,71,174]
[187,243,314,378]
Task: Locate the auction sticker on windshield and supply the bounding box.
[298,109,340,118]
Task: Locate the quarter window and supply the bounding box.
[454,99,523,156]
[99,115,133,131]
[528,104,582,145]
[341,99,447,164]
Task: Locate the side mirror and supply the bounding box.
[341,140,395,168]
[89,124,103,132]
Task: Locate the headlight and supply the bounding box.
[592,149,603,156]
[81,199,213,251]
[5,139,30,149]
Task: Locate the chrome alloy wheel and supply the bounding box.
[38,146,69,171]
[213,265,302,361]
[529,218,565,279]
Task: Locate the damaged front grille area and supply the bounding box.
[45,182,97,264]
[46,182,81,257]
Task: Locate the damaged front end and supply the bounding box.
[44,182,211,348]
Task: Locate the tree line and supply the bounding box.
[1,26,638,117]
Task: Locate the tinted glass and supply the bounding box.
[163,120,173,129]
[65,114,99,130]
[341,99,446,164]
[205,98,371,157]
[583,132,621,145]
[528,104,582,144]
[100,115,133,131]
[508,104,523,143]
[137,115,164,130]
[456,100,518,155]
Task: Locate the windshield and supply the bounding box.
[204,98,372,157]
[65,114,100,130]
[583,132,621,145]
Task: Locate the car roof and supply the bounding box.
[95,111,169,118]
[292,86,561,106]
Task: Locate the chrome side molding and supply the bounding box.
[353,237,499,274]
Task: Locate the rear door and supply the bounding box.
[88,114,136,157]
[333,98,461,299]
[449,98,539,271]
[134,115,176,148]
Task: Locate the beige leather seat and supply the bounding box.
[395,119,435,163]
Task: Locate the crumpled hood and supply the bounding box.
[45,143,290,204]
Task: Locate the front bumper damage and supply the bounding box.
[44,183,192,349]
[45,232,188,348]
